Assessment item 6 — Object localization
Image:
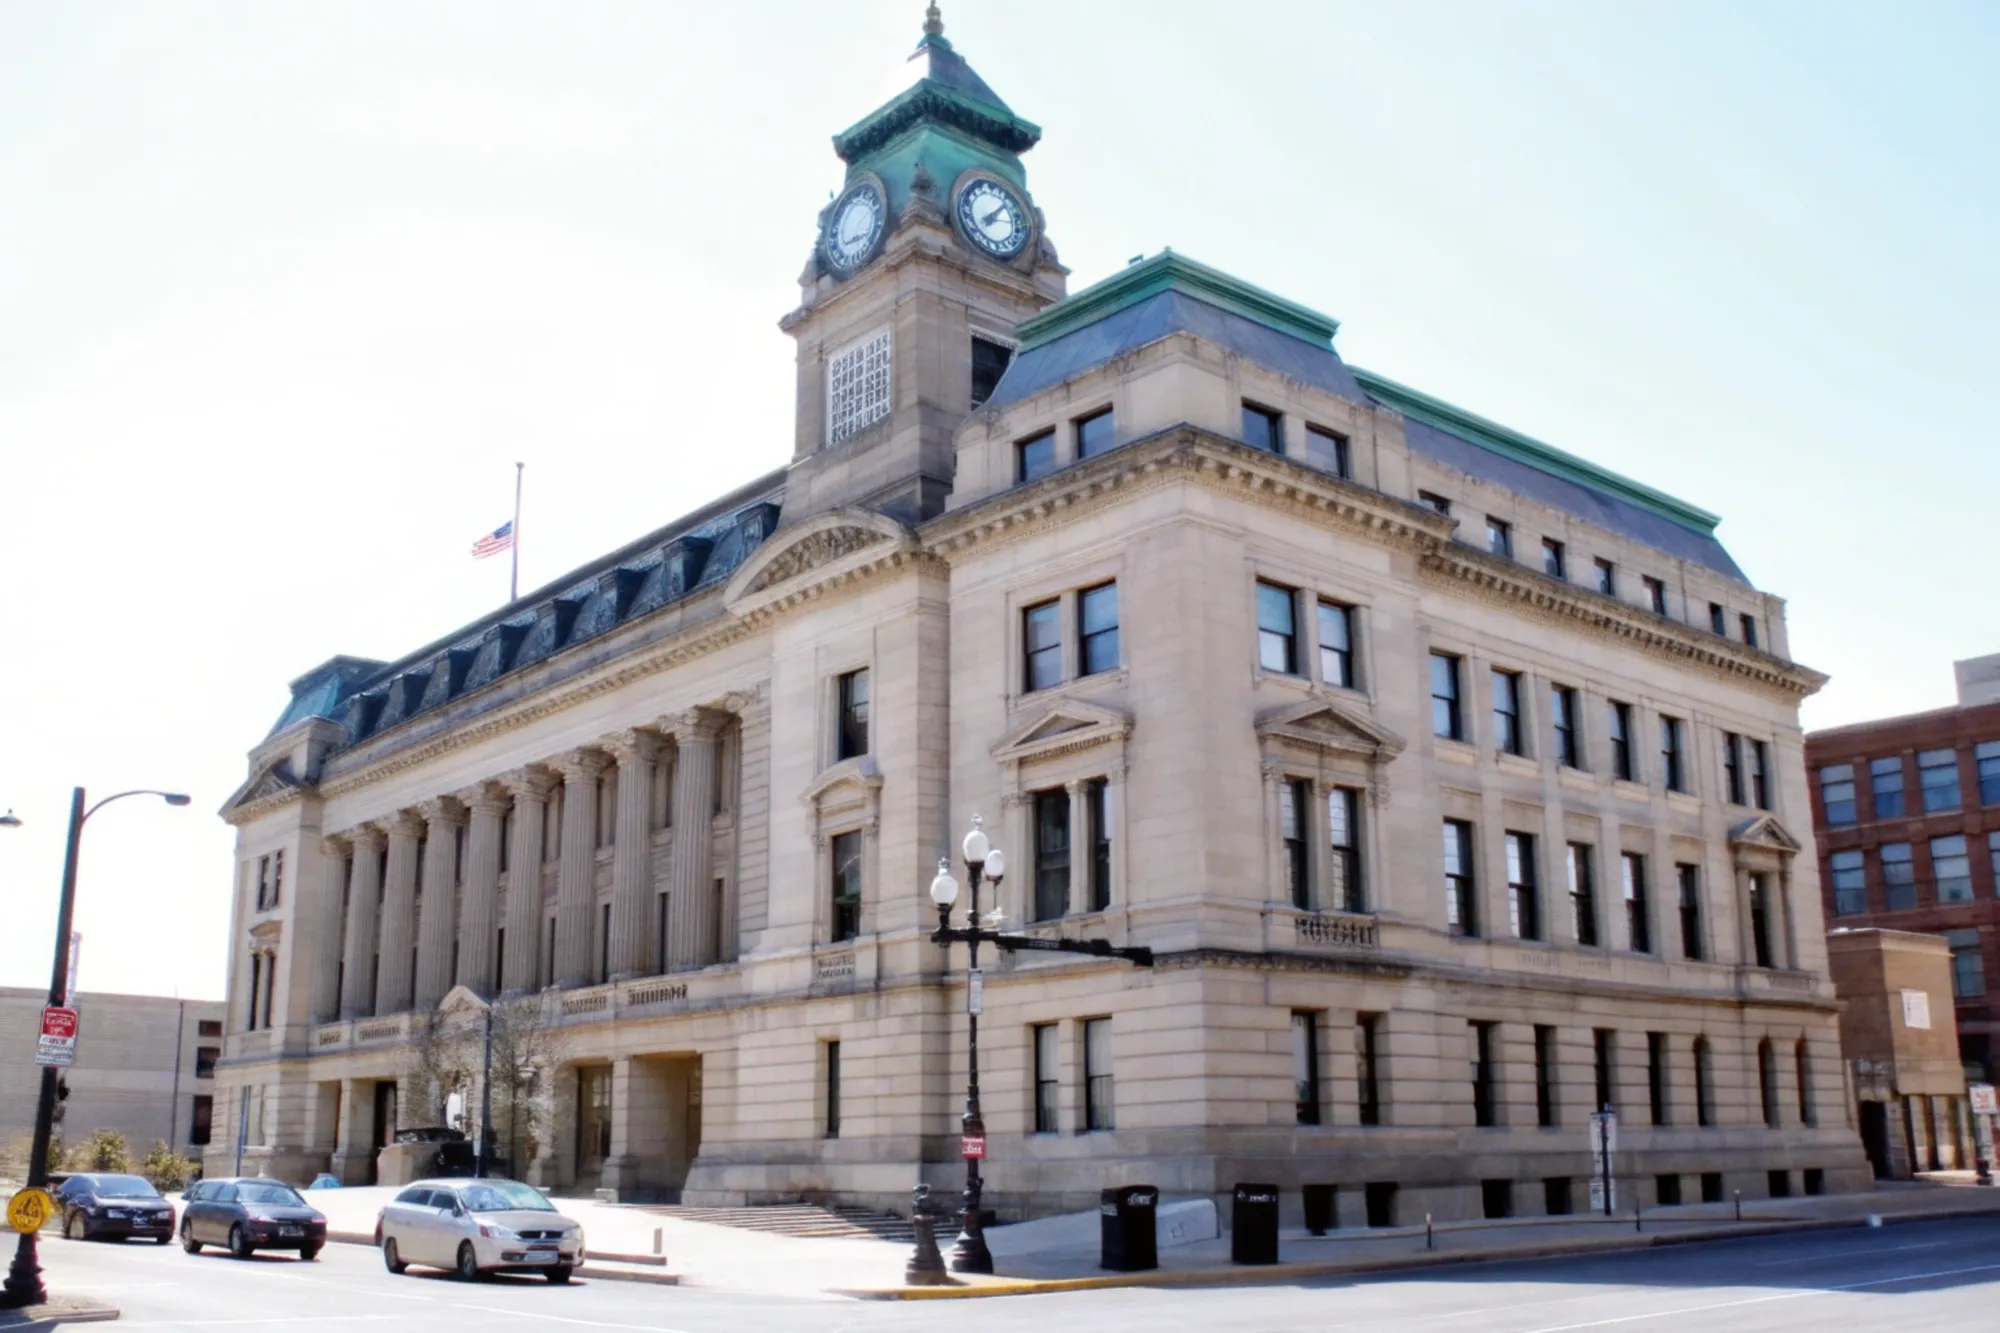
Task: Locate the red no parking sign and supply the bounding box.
[35,1006,78,1067]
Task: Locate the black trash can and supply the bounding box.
[1302,1183,1335,1237]
[1232,1183,1280,1265]
[1100,1185,1160,1272]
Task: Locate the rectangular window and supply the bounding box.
[1033,788,1071,922]
[269,851,284,909]
[1086,779,1112,912]
[1990,831,2000,885]
[1749,872,1774,967]
[1881,842,1916,911]
[1660,716,1687,793]
[1023,599,1062,692]
[1622,852,1651,954]
[1241,401,1283,453]
[1257,582,1299,674]
[1486,517,1513,558]
[827,328,892,445]
[1830,849,1867,915]
[970,335,1012,409]
[1568,843,1599,946]
[1647,1032,1670,1127]
[1750,740,1770,810]
[1079,582,1119,676]
[1293,1011,1322,1126]
[1542,538,1566,580]
[1872,757,1906,818]
[195,1046,220,1079]
[189,1095,214,1147]
[1609,701,1635,781]
[1593,1029,1616,1113]
[1553,686,1581,769]
[1695,1039,1715,1126]
[1644,576,1666,615]
[198,1019,222,1038]
[1709,602,1727,635]
[1933,834,1973,903]
[1016,428,1056,483]
[835,668,870,761]
[1305,424,1349,476]
[830,831,862,943]
[1740,613,1758,648]
[1076,407,1115,459]
[600,902,611,984]
[1594,557,1617,597]
[1492,669,1524,756]
[1819,764,1857,826]
[1083,1018,1115,1131]
[1032,1024,1059,1133]
[1723,733,1745,806]
[1947,929,1986,998]
[1418,490,1451,515]
[1976,740,2000,806]
[1280,778,1311,909]
[1677,863,1703,960]
[1919,748,1962,812]
[1506,831,1540,941]
[1534,1025,1558,1128]
[1431,652,1464,740]
[1356,1013,1382,1125]
[246,953,262,1030]
[1317,601,1356,689]
[1328,787,1362,914]
[1470,1021,1498,1128]
[1795,1040,1815,1127]
[824,1041,841,1139]
[1444,819,1477,937]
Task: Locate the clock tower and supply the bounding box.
[778,4,1067,525]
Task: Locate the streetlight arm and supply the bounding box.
[932,922,1154,968]
[82,789,191,823]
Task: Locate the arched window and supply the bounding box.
[1693,1036,1715,1127]
[1795,1038,1815,1126]
[1758,1038,1779,1128]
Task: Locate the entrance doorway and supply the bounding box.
[1860,1100,1892,1179]
[576,1065,613,1186]
[369,1082,399,1186]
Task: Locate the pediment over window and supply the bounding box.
[1730,814,1802,856]
[801,756,884,808]
[222,761,304,817]
[248,919,284,943]
[1255,698,1406,761]
[992,698,1133,766]
[724,509,914,610]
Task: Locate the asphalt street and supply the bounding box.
[16,1213,2000,1331]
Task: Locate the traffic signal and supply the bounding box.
[53,1074,70,1126]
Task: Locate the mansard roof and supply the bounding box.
[266,468,787,748]
[983,249,1746,582]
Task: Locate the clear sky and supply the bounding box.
[1,1,1994,1001]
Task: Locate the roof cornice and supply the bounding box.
[1015,251,1339,353]
[832,80,1040,163]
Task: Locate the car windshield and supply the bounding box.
[238,1182,305,1206]
[460,1181,555,1213]
[92,1176,162,1199]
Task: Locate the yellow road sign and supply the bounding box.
[6,1186,56,1234]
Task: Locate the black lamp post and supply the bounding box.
[3,787,190,1311]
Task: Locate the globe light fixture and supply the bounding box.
[929,858,960,909]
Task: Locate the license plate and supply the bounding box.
[523,1251,556,1263]
[279,1226,302,1237]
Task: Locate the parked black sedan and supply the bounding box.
[55,1173,175,1243]
[180,1177,327,1260]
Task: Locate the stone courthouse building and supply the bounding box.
[211,8,1868,1220]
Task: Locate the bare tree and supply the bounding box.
[481,993,570,1177]
[404,1004,476,1127]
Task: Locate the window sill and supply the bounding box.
[1611,779,1649,802]
[1433,738,1478,766]
[1495,751,1538,777]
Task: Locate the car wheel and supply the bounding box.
[382,1237,407,1275]
[228,1223,254,1260]
[155,1233,174,1245]
[299,1243,321,1262]
[455,1241,482,1281]
[181,1221,202,1254]
[545,1264,573,1284]
[64,1212,84,1241]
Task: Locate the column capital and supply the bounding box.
[344,824,384,853]
[417,796,467,829]
[500,765,559,800]
[663,707,730,744]
[456,780,513,816]
[1064,778,1088,795]
[320,832,351,857]
[552,747,612,781]
[601,728,663,767]
[381,810,425,840]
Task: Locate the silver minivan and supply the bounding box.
[374,1178,584,1282]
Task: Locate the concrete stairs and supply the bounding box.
[634,1202,915,1242]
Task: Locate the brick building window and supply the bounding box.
[1933,835,1974,903]
[1872,757,1905,817]
[1947,929,1985,997]
[1819,764,1856,826]
[1978,740,2000,805]
[1919,748,1961,812]
[1881,843,1916,911]
[1829,850,1867,915]
[198,1019,222,1038]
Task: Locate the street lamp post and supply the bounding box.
[920,813,1154,1280]
[1,787,190,1311]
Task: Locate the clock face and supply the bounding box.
[824,184,886,273]
[956,178,1029,258]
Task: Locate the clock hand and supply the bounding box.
[978,204,1007,229]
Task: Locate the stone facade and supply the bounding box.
[208,11,1869,1219]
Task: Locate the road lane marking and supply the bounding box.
[115,1319,402,1328]
[1753,1239,1953,1266]
[1511,1260,2000,1331]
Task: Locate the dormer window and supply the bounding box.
[827,328,892,446]
[1241,402,1283,453]
[1076,407,1115,459]
[970,336,1013,409]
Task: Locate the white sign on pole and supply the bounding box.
[1902,989,1931,1030]
[968,969,983,1016]
[35,1007,79,1067]
[1971,1083,1998,1116]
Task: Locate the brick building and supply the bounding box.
[1806,653,2000,1090]
[1823,929,1969,1177]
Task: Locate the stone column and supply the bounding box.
[329,1077,372,1185]
[605,730,662,980]
[339,826,385,1019]
[456,784,508,997]
[500,768,555,992]
[1066,778,1090,916]
[666,710,725,971]
[414,798,465,1010]
[374,812,424,1015]
[311,835,350,1024]
[553,750,608,988]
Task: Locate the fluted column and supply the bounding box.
[456,784,508,997]
[666,709,725,971]
[414,798,465,1010]
[374,812,424,1014]
[339,826,385,1019]
[500,768,555,992]
[605,729,662,980]
[311,835,350,1024]
[553,750,608,988]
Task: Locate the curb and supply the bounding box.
[836,1202,2000,1300]
[324,1231,679,1287]
[0,1298,121,1326]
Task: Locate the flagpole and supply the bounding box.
[510,462,524,603]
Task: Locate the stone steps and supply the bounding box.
[638,1202,914,1242]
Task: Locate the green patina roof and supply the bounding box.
[1016,251,1341,353]
[1353,369,1722,535]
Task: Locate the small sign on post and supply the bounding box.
[961,1134,986,1160]
[1589,1109,1618,1215]
[7,1187,56,1235]
[967,969,983,1016]
[1971,1083,1998,1116]
[36,1006,79,1067]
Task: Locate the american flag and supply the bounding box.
[471,520,514,559]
